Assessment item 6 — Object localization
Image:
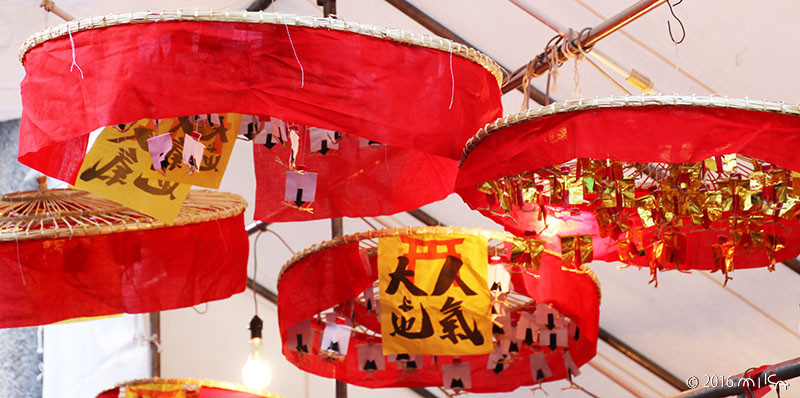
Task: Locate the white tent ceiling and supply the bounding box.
[2,0,799,397]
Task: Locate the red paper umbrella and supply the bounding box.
[18,11,503,222]
[0,183,248,328]
[457,95,800,284]
[96,378,282,398]
[277,227,600,393]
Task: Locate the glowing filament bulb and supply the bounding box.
[242,316,271,391]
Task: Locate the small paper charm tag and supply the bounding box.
[530,352,553,381]
[487,344,509,375]
[357,343,385,374]
[515,312,537,345]
[387,353,422,371]
[534,303,560,328]
[363,284,378,314]
[269,117,289,142]
[319,313,352,360]
[309,127,340,155]
[563,351,582,377]
[487,262,511,293]
[254,117,287,149]
[146,133,173,176]
[239,115,260,141]
[182,131,205,174]
[358,137,382,148]
[441,362,472,390]
[284,171,318,207]
[286,319,313,354]
[538,327,568,350]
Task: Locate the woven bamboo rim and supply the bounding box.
[278,226,601,301]
[460,94,800,166]
[19,10,503,87]
[0,188,246,242]
[102,377,282,397]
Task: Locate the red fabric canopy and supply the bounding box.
[96,379,276,398]
[458,105,800,189]
[277,239,599,392]
[457,102,800,274]
[0,212,247,329]
[253,134,457,221]
[20,16,502,185]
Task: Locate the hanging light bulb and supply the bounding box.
[242,315,272,391]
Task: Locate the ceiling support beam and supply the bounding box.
[782,258,800,276]
[384,0,551,105]
[502,0,667,94]
[405,210,688,392]
[246,0,275,11]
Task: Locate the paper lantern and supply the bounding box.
[277,227,600,393]
[18,11,503,223]
[96,378,282,398]
[457,95,800,284]
[0,185,248,328]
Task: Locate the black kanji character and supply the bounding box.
[385,256,427,296]
[432,256,477,296]
[438,296,484,346]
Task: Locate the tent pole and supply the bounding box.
[502,0,666,93]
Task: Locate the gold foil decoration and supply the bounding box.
[511,237,545,270]
[617,178,635,208]
[703,157,716,172]
[764,235,786,269]
[548,175,564,206]
[477,181,494,195]
[711,240,736,285]
[704,154,736,173]
[750,171,765,192]
[680,192,706,224]
[600,186,616,209]
[566,175,584,205]
[635,195,657,228]
[792,171,800,195]
[705,190,724,222]
[779,195,800,219]
[737,180,754,211]
[721,154,737,172]
[522,183,539,204]
[560,235,593,267]
[618,228,646,262]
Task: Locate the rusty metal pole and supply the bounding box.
[331,218,346,398]
[502,0,666,93]
[320,0,342,386]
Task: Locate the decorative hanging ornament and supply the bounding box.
[0,181,248,328]
[457,95,800,285]
[18,11,503,223]
[96,378,282,398]
[277,226,600,393]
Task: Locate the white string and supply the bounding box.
[572,54,583,98]
[673,42,680,94]
[14,235,26,285]
[253,230,264,316]
[267,229,296,255]
[283,19,304,88]
[191,302,208,314]
[67,24,84,80]
[448,41,455,110]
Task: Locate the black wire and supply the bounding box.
[666,0,686,44]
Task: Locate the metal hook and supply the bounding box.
[666,0,686,44]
